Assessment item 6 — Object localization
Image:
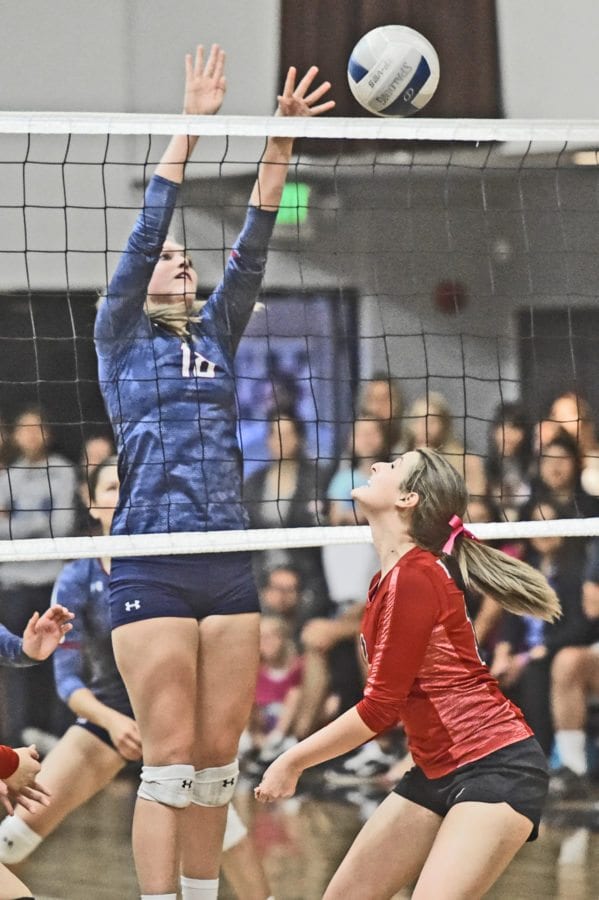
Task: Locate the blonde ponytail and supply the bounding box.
[400,448,562,623]
[455,537,561,622]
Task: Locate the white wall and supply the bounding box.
[0,0,280,114]
[496,0,599,118]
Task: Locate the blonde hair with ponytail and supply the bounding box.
[400,448,561,623]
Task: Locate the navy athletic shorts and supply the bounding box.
[394,736,549,841]
[74,719,118,752]
[109,551,260,629]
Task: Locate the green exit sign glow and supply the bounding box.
[276,182,311,226]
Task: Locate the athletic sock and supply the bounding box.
[554,729,587,776]
[140,894,177,899]
[180,876,219,899]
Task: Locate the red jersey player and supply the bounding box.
[255,448,561,899]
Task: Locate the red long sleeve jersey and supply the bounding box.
[356,546,532,778]
[0,745,19,779]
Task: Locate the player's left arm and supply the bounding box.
[249,65,334,211]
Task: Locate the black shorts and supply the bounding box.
[394,736,549,841]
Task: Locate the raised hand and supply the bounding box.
[276,65,335,118]
[22,605,74,661]
[183,43,227,116]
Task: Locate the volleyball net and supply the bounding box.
[1,112,599,562]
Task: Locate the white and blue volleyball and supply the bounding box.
[347,25,440,117]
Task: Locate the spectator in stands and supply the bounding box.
[526,430,599,519]
[75,428,115,535]
[358,372,411,456]
[485,402,534,522]
[490,502,598,761]
[0,404,77,748]
[242,615,303,770]
[547,391,599,499]
[259,564,320,646]
[291,417,388,769]
[406,391,486,500]
[545,536,599,798]
[0,415,13,473]
[244,408,329,614]
[327,417,388,526]
[77,429,115,503]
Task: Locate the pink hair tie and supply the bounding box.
[442,514,478,554]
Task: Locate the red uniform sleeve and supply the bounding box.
[0,745,19,779]
[356,565,440,734]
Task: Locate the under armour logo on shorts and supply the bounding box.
[182,779,193,789]
[222,778,236,787]
[125,600,141,612]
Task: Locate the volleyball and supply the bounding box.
[347,25,440,117]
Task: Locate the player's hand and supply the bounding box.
[5,746,42,792]
[254,752,302,803]
[22,605,74,661]
[107,712,143,762]
[276,66,335,118]
[0,780,14,816]
[183,44,226,116]
[10,780,52,814]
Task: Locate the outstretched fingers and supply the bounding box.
[304,79,333,107]
[279,64,335,116]
[281,65,298,99]
[293,65,321,98]
[203,43,225,80]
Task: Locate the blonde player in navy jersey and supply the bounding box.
[94,44,333,900]
[0,457,272,900]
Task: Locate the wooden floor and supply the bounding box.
[11,771,599,899]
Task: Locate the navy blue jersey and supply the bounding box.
[51,559,131,714]
[0,625,35,667]
[94,174,277,535]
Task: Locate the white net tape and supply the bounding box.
[2,112,599,142]
[1,518,598,564]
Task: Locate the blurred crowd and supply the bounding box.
[1,380,599,800]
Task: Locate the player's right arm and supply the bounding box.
[0,624,37,668]
[356,566,440,734]
[94,44,226,344]
[66,688,142,762]
[51,564,142,760]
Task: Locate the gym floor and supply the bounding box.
[11,771,599,899]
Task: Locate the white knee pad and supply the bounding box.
[191,760,239,807]
[0,815,42,864]
[222,803,248,852]
[137,764,195,808]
